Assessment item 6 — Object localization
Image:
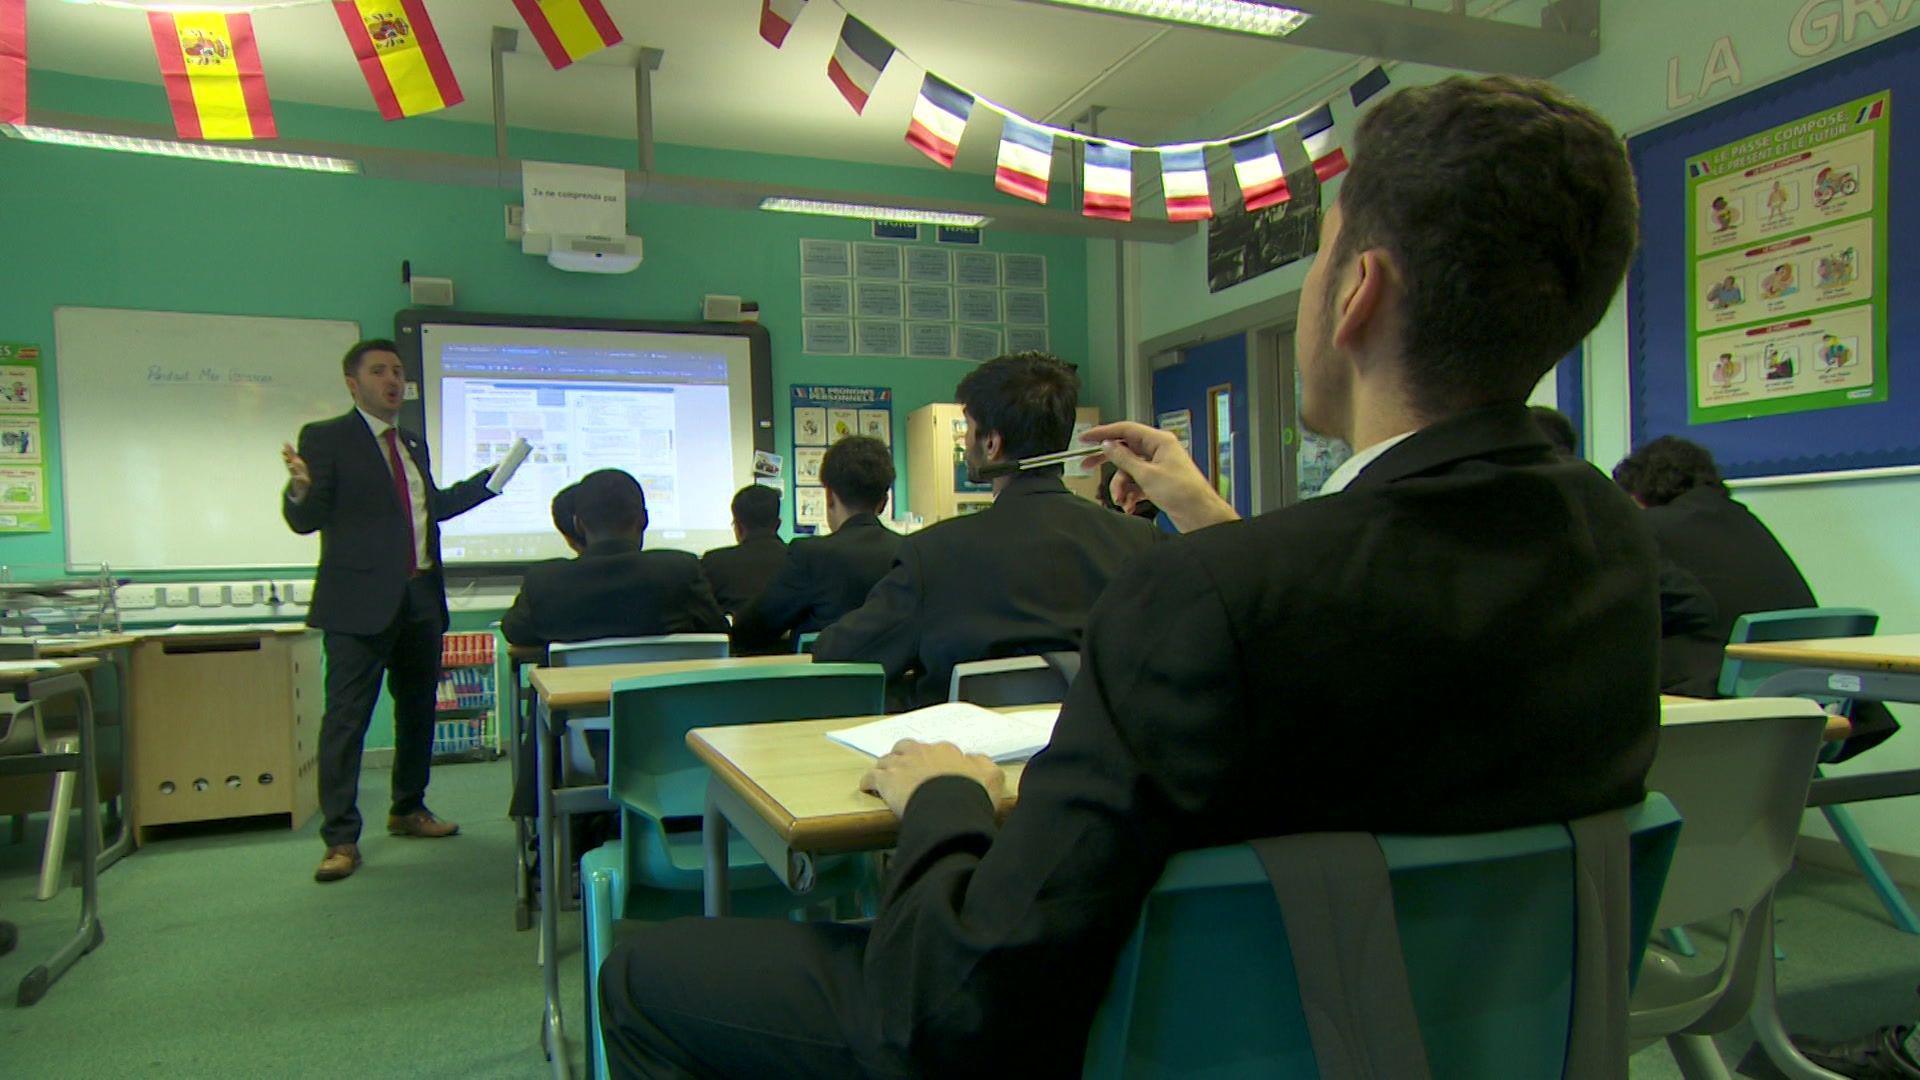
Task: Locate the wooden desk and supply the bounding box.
[527,652,817,1080]
[1724,633,1920,673]
[0,658,105,1004]
[125,625,321,840]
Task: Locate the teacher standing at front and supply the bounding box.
[281,339,500,884]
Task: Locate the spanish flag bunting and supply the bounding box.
[147,12,276,140]
[513,0,623,70]
[1,0,25,126]
[334,0,463,121]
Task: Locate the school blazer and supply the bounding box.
[860,404,1663,1074]
[500,539,728,647]
[699,534,789,620]
[813,471,1160,708]
[282,411,494,635]
[731,513,904,651]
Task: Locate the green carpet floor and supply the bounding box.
[2,758,1917,1077]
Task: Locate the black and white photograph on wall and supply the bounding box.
[1206,165,1322,294]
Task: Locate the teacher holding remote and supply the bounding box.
[281,338,505,885]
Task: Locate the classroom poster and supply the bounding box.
[1685,92,1889,424]
[0,343,50,533]
[799,238,1047,362]
[789,384,893,534]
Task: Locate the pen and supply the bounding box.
[972,444,1105,479]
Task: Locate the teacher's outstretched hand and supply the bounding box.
[282,442,311,501]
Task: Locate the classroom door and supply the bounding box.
[1152,336,1252,519]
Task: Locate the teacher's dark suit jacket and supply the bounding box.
[858,405,1661,1074]
[282,410,495,635]
[1645,485,1898,759]
[730,513,902,652]
[814,471,1158,708]
[500,538,728,648]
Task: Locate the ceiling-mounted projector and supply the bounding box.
[522,233,643,274]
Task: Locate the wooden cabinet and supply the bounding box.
[905,403,1102,524]
[127,628,321,841]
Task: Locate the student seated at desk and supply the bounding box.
[731,435,901,654]
[1614,436,1898,758]
[700,485,787,622]
[813,352,1159,708]
[601,75,1660,1078]
[550,481,587,556]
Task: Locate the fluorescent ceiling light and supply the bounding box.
[1,124,360,175]
[759,197,990,228]
[1029,0,1309,36]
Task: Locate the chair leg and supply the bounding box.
[1668,1034,1733,1080]
[1818,802,1920,934]
[1664,927,1699,957]
[36,736,78,902]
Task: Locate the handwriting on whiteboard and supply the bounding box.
[147,366,278,385]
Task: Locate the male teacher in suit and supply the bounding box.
[281,339,500,884]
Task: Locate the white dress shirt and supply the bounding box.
[1317,430,1416,497]
[358,408,434,571]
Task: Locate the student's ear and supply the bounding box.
[572,515,587,540]
[1331,248,1398,353]
[982,429,1005,462]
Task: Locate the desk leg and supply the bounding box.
[93,645,134,877]
[509,663,533,933]
[1749,901,1848,1080]
[17,674,105,1007]
[536,698,572,1080]
[703,782,731,918]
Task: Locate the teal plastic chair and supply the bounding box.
[1715,607,1918,935]
[1082,795,1682,1078]
[795,631,821,654]
[582,662,885,1080]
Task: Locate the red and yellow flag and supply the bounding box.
[513,0,623,69]
[1,0,26,127]
[147,12,275,140]
[334,1,463,121]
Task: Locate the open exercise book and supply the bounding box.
[827,702,1062,764]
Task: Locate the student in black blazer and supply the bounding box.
[281,339,499,884]
[501,469,727,816]
[732,435,901,653]
[814,354,1158,708]
[599,76,1663,1078]
[699,485,787,620]
[1615,436,1898,758]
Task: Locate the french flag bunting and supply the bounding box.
[1230,132,1290,211]
[1,0,24,126]
[1297,104,1349,182]
[995,114,1054,204]
[1083,141,1133,221]
[759,0,806,48]
[1159,148,1212,222]
[1350,64,1390,107]
[905,74,974,168]
[1857,98,1885,124]
[826,15,893,114]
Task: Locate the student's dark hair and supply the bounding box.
[1331,76,1639,415]
[549,483,584,546]
[343,338,401,377]
[730,484,782,534]
[1529,406,1579,456]
[954,352,1079,462]
[819,436,894,513]
[573,469,648,535]
[1612,436,1724,507]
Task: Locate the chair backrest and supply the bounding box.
[1716,607,1877,698]
[607,662,885,824]
[795,632,820,655]
[949,653,1077,707]
[1645,697,1826,932]
[1082,796,1682,1079]
[548,634,732,667]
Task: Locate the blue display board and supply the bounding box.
[1626,29,1918,479]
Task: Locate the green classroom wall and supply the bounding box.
[0,70,1098,576]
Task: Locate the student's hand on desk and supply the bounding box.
[281,443,311,501]
[861,739,1007,818]
[1081,421,1239,531]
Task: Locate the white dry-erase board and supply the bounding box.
[56,307,360,570]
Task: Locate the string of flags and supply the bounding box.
[759,0,1389,223]
[0,0,623,137]
[0,0,1392,226]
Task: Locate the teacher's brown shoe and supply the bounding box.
[387,810,459,839]
[314,844,361,883]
